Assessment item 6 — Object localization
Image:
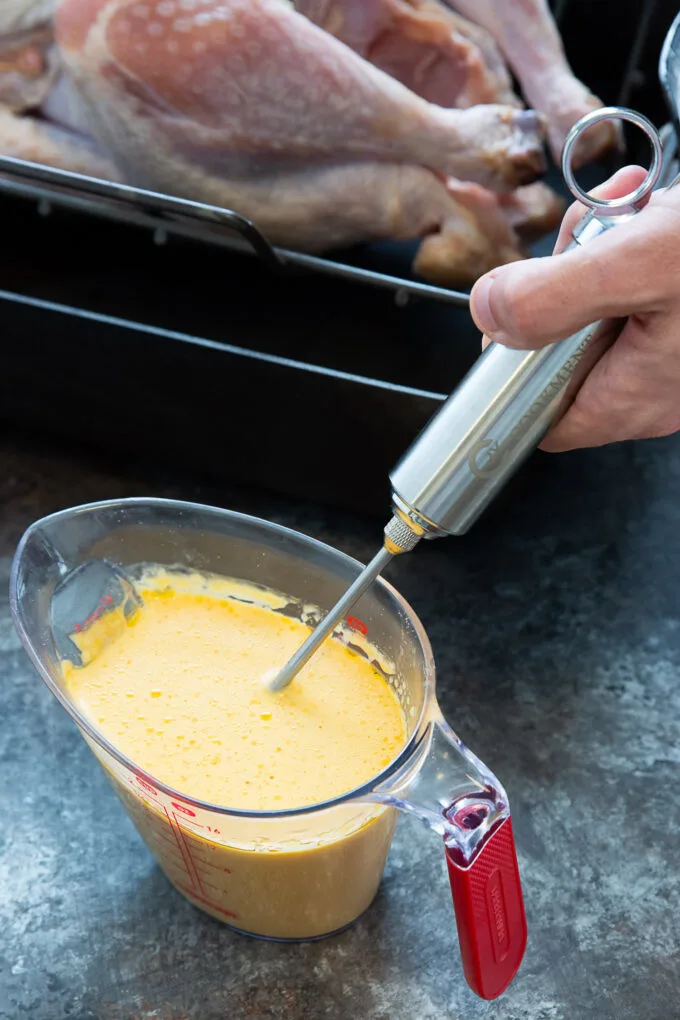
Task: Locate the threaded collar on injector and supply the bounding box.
[384,513,423,556]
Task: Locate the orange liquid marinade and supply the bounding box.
[63,570,407,938]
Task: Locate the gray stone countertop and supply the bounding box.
[1,431,679,1020]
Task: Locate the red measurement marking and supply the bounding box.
[171,802,196,817]
[150,830,184,853]
[162,805,198,891]
[73,593,113,633]
[194,858,232,874]
[346,615,368,635]
[175,822,223,842]
[141,813,175,834]
[175,883,238,920]
[144,828,192,861]
[198,880,228,895]
[135,777,158,796]
[172,811,205,894]
[163,864,200,889]
[144,815,174,835]
[155,848,188,871]
[178,829,210,846]
[142,810,166,825]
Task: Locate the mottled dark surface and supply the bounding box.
[1,427,680,1020]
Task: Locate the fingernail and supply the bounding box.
[471,275,501,337]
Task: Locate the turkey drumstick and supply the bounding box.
[448,0,618,166]
[56,0,545,193]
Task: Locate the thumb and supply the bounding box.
[469,210,669,349]
[470,174,670,350]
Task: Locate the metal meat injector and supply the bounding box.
[269,106,666,692]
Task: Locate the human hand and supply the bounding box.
[469,165,680,452]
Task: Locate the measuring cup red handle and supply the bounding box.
[446,817,527,1000]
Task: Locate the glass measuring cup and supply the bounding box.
[10,497,527,1001]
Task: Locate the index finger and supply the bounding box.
[553,164,648,254]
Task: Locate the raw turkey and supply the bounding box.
[0,0,614,287]
[0,0,117,176]
[54,0,548,286]
[448,0,619,166]
[296,0,522,110]
[297,1,616,167]
[293,0,569,278]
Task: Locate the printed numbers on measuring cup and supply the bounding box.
[171,802,221,835]
[171,801,196,817]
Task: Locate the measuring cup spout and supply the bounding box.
[368,714,527,1000]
